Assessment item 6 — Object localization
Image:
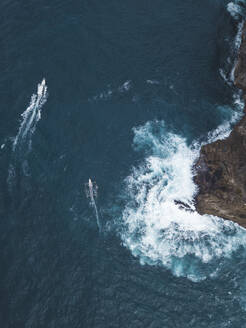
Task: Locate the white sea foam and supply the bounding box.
[228,20,244,84]
[92,89,113,101]
[146,80,160,85]
[120,117,246,281]
[221,1,245,87]
[219,68,232,86]
[233,90,244,109]
[227,2,244,20]
[13,79,47,152]
[7,79,47,193]
[116,0,246,282]
[90,80,132,102]
[235,20,244,50]
[206,106,242,143]
[118,80,132,93]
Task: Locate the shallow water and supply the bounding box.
[1,0,246,327]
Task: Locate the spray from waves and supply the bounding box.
[227,1,246,20]
[229,19,245,84]
[206,105,243,143]
[118,4,246,280]
[118,6,246,280]
[219,1,245,86]
[13,79,47,153]
[119,114,246,282]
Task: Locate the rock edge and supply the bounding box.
[194,21,246,228]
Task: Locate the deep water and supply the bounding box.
[1,0,246,327]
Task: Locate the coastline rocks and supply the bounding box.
[194,115,246,227]
[194,21,246,228]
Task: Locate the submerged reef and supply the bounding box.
[194,21,246,228]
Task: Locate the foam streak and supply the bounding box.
[13,79,47,152]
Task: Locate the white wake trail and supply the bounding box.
[13,79,47,153]
[85,179,101,232]
[7,79,48,195]
[92,199,101,232]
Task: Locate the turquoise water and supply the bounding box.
[1,0,246,327]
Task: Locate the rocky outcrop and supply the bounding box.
[194,21,246,228]
[194,115,246,227]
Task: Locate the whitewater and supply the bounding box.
[13,79,47,153]
[7,79,47,195]
[118,2,246,282]
[119,107,246,281]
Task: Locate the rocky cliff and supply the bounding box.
[194,21,246,228]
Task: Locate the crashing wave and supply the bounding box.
[206,106,243,143]
[219,2,245,86]
[234,20,244,50]
[119,117,246,282]
[227,1,246,20]
[229,20,244,84]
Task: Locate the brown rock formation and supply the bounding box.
[194,21,246,228]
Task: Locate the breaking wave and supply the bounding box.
[219,1,245,86]
[207,105,243,143]
[118,5,246,280]
[227,1,246,20]
[119,114,246,282]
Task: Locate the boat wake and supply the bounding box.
[13,79,47,153]
[85,179,101,232]
[7,79,47,196]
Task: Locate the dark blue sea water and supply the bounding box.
[1,0,246,327]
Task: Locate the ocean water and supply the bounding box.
[1,0,246,327]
